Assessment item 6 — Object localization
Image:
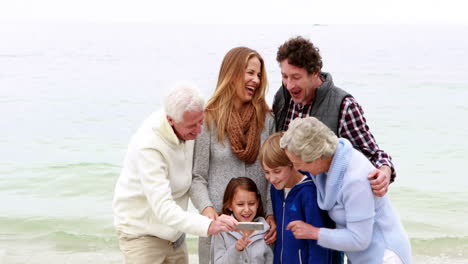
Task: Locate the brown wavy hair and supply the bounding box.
[205,47,269,143]
[221,177,265,218]
[276,36,323,74]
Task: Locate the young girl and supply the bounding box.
[211,177,274,264]
[259,132,340,264]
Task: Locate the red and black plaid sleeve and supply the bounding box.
[338,97,396,182]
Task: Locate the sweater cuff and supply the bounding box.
[198,201,215,214]
[375,160,396,183]
[196,215,213,237]
[266,208,273,217]
[317,227,336,250]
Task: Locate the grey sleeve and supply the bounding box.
[264,242,274,264]
[265,114,275,216]
[190,125,214,213]
[212,234,243,264]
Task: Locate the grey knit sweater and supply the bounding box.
[190,113,275,216]
[211,217,274,264]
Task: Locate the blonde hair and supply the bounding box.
[205,47,269,143]
[280,117,338,163]
[259,132,292,169]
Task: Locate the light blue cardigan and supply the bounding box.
[312,139,412,264]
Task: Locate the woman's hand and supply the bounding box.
[286,220,320,240]
[264,215,277,245]
[236,234,252,251]
[202,206,218,220]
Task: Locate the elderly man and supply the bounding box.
[113,83,238,264]
[273,36,395,197]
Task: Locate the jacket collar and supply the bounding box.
[152,111,183,146]
[276,174,314,202]
[313,72,334,104]
[315,138,352,210]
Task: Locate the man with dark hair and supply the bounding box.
[273,36,395,196]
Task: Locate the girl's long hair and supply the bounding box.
[221,177,265,218]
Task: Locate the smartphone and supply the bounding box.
[236,222,264,230]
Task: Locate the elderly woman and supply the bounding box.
[280,117,412,264]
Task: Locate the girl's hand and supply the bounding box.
[286,220,320,240]
[235,234,252,251]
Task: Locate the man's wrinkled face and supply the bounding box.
[168,110,204,141]
[285,149,324,175]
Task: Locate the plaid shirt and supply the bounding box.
[283,102,313,131]
[283,97,396,181]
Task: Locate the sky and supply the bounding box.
[1,0,468,24]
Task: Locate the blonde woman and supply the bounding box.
[190,47,276,263]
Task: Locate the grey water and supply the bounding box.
[1,23,467,263]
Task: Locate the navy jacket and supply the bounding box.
[271,176,337,264]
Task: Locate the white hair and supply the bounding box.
[280,117,338,163]
[164,82,205,122]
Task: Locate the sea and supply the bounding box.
[1,23,467,263]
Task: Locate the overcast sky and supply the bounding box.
[1,0,467,24]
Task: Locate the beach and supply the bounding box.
[1,23,467,263]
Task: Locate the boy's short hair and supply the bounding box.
[259,132,293,169]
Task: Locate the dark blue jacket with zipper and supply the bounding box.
[271,175,339,264]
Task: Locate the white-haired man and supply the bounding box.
[113,83,238,264]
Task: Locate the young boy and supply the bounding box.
[259,132,339,264]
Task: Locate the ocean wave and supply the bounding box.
[46,162,119,169]
[0,216,114,234]
[0,162,120,198]
[40,231,119,252]
[0,216,118,252]
[0,162,119,174]
[411,236,468,258]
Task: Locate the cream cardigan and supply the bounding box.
[113,110,212,242]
